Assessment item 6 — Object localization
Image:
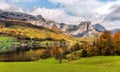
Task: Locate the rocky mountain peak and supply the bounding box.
[36,15,43,20]
[93,23,106,32]
[0,10,44,21]
[78,21,93,31]
[0,9,106,38]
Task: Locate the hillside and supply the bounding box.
[0,19,76,42]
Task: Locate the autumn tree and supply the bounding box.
[87,46,99,56]
[114,31,120,55]
[50,46,64,63]
[97,31,114,55]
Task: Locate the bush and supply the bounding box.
[80,49,88,57]
[70,43,81,52]
[66,53,80,61]
[87,46,99,56]
[66,50,84,60]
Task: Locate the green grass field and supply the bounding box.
[0,36,20,52]
[0,36,13,40]
[0,56,120,72]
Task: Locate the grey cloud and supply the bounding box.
[105,5,120,21]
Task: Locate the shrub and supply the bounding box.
[80,49,88,57]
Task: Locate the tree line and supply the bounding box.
[87,31,120,56]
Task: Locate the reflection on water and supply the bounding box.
[0,49,50,62]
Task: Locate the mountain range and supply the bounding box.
[0,9,116,38]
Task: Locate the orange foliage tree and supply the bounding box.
[114,31,120,55]
[96,31,114,55]
[50,46,64,63]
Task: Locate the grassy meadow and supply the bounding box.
[0,56,120,72]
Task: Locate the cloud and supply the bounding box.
[0,0,30,13]
[105,1,120,21]
[93,2,114,16]
[101,0,120,29]
[49,0,78,4]
[31,7,82,24]
[47,0,108,23]
[5,0,36,3]
[49,0,104,17]
[103,21,120,30]
[0,0,11,10]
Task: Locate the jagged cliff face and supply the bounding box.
[0,10,106,38]
[68,22,94,37]
[57,21,105,38]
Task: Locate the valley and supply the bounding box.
[1,0,120,72]
[0,9,120,72]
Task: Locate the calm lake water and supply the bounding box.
[0,48,49,62]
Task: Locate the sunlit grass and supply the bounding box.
[0,56,120,72]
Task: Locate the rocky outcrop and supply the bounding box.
[57,21,105,38]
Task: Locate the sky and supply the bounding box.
[0,0,120,30]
